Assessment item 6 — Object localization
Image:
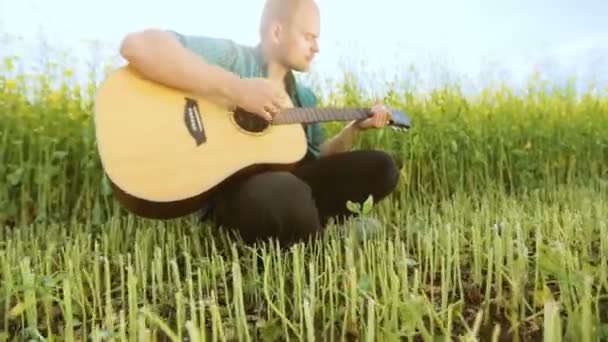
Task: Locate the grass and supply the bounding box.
[1,43,608,341]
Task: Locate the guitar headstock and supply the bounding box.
[388,109,412,132]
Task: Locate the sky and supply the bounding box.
[1,0,607,95]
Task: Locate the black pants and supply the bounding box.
[208,150,400,246]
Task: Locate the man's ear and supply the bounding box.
[269,22,284,44]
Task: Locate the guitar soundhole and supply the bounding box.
[232,108,269,133]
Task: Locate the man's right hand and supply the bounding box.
[230,78,290,121]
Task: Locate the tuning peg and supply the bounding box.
[390,126,409,132]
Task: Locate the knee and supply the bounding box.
[239,172,322,245]
[247,171,312,205]
[369,151,400,197]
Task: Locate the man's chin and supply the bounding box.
[292,64,311,73]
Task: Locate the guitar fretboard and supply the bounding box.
[271,107,371,125]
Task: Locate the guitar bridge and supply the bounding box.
[184,97,206,146]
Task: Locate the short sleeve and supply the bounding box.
[168,30,239,72]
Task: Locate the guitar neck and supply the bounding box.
[271,107,370,125]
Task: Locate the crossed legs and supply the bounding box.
[209,150,400,246]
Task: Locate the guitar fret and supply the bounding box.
[297,109,306,123]
[318,108,326,121]
[304,109,311,122]
[310,109,319,122]
[313,108,322,122]
[328,109,336,121]
[358,109,367,120]
[297,109,307,123]
[295,109,304,123]
[341,109,350,121]
[304,108,313,122]
[295,109,302,122]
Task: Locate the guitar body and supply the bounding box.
[94,65,307,219]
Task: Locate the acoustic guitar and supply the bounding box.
[93,65,411,219]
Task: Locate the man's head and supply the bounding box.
[259,0,320,72]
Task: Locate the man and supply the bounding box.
[118,0,400,246]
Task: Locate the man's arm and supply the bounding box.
[318,101,393,156]
[319,121,361,156]
[298,86,362,157]
[119,28,242,107]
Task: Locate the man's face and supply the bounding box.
[276,0,320,72]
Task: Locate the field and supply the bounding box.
[1,46,608,341]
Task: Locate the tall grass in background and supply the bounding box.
[1,36,608,341]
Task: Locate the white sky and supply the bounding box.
[1,0,607,94]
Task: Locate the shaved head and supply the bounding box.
[259,0,314,39]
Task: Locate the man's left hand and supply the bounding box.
[355,101,392,131]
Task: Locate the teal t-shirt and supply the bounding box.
[169,30,325,157]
